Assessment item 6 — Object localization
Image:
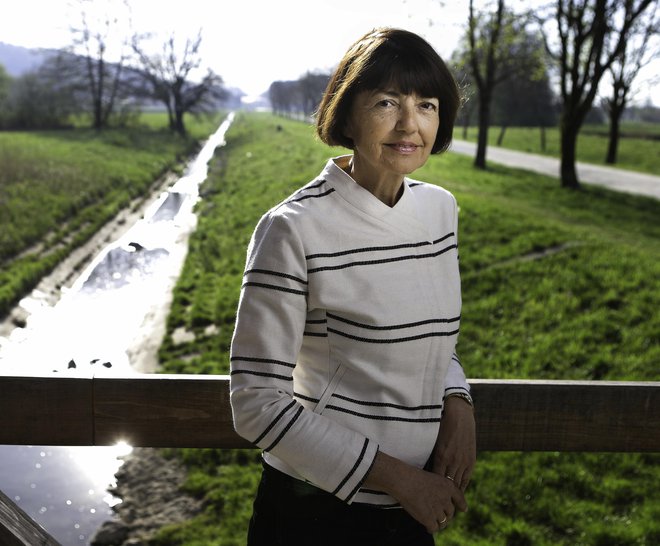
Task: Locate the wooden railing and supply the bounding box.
[1,374,659,451]
[1,374,659,545]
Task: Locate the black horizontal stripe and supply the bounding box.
[244,268,308,285]
[230,370,293,381]
[325,405,442,422]
[307,244,457,274]
[288,188,335,203]
[303,331,328,337]
[444,386,470,395]
[303,179,327,191]
[332,393,443,411]
[306,233,453,260]
[231,356,296,369]
[264,406,304,452]
[327,327,460,344]
[332,438,369,496]
[294,391,319,404]
[253,400,297,445]
[327,312,460,331]
[305,318,327,324]
[242,281,308,296]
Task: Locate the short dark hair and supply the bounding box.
[316,28,460,154]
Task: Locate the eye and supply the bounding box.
[376,98,396,108]
[420,101,438,111]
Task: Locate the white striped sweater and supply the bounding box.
[230,155,470,506]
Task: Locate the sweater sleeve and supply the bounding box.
[229,211,378,503]
[443,353,472,402]
[442,193,471,402]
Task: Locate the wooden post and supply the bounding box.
[0,489,59,546]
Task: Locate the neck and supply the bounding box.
[343,157,404,207]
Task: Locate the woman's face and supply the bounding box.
[344,88,440,182]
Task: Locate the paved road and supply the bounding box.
[450,139,660,200]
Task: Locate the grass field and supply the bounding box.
[455,123,660,175]
[0,113,223,318]
[149,112,660,545]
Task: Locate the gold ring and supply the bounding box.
[439,516,448,525]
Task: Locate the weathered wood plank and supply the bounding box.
[0,375,658,452]
[471,379,660,452]
[93,374,251,448]
[0,489,60,546]
[0,375,92,446]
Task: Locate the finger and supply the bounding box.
[454,467,467,489]
[460,476,471,492]
[459,469,473,492]
[443,467,458,484]
[451,487,468,512]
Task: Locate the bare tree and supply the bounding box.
[466,0,540,168]
[132,31,225,135]
[468,0,505,168]
[64,0,132,130]
[603,3,659,164]
[539,0,656,188]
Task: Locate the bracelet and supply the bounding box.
[445,392,474,408]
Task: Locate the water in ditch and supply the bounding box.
[0,113,233,544]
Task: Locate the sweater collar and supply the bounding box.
[321,155,430,239]
[320,156,427,236]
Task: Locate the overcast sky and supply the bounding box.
[1,0,658,104]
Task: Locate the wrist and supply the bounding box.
[364,451,413,498]
[444,392,474,409]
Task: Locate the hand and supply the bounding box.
[363,451,467,533]
[432,396,477,491]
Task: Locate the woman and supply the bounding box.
[230,27,476,545]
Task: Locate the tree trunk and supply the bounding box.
[93,98,103,130]
[475,95,491,169]
[605,106,622,164]
[540,126,546,152]
[560,117,581,189]
[174,109,185,135]
[496,124,507,146]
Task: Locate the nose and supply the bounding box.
[395,100,418,133]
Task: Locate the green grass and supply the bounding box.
[0,112,223,317]
[455,123,660,175]
[152,112,660,545]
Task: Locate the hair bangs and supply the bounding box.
[358,45,442,99]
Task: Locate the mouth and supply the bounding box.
[387,142,421,153]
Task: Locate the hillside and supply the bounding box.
[0,42,55,76]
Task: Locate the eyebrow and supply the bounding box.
[378,89,438,102]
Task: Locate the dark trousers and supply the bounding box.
[248,463,434,546]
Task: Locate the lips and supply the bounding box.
[388,142,420,153]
